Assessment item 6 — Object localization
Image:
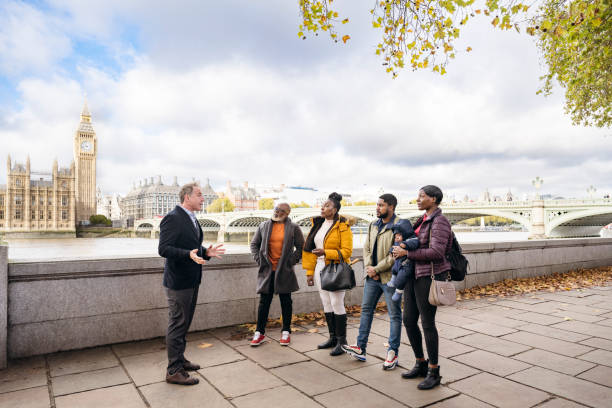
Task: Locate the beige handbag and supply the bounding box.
[426,227,456,306]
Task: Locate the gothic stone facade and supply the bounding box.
[0,103,97,237]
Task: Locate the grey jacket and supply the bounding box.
[250,218,305,294]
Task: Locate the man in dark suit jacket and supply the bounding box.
[158,182,225,385]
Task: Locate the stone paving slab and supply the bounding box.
[550,310,606,323]
[454,333,531,356]
[500,331,593,357]
[184,337,245,367]
[579,337,612,351]
[233,385,323,408]
[54,384,145,408]
[112,338,166,357]
[509,311,566,326]
[47,346,118,377]
[119,350,167,387]
[576,365,612,388]
[429,394,494,408]
[0,356,47,394]
[437,338,475,358]
[52,366,130,396]
[304,349,382,372]
[139,376,232,408]
[460,321,517,337]
[200,359,285,398]
[576,348,612,367]
[314,384,405,408]
[508,366,612,408]
[345,363,459,407]
[512,349,596,376]
[536,398,588,408]
[516,323,591,342]
[270,361,356,396]
[235,340,309,368]
[451,350,531,377]
[0,386,50,408]
[449,372,549,408]
[551,320,612,340]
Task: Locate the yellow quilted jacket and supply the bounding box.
[302,216,353,276]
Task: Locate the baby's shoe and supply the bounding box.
[392,290,403,302]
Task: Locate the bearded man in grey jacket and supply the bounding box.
[249,203,305,346]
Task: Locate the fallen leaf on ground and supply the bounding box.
[198,343,213,349]
[307,328,319,333]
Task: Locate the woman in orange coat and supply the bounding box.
[302,192,353,356]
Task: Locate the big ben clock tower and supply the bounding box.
[74,99,97,224]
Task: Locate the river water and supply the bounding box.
[5,231,530,262]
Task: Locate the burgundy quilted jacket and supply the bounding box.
[407,208,452,279]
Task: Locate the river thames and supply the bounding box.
[5,232,530,262]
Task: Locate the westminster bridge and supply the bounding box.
[134,199,612,240]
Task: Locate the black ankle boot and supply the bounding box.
[417,366,441,390]
[318,313,337,349]
[401,359,429,379]
[330,314,347,356]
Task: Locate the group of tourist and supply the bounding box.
[158,182,453,391]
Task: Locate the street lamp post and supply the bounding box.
[587,185,597,199]
[529,177,546,239]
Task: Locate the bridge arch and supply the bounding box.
[547,208,612,237]
[228,217,269,228]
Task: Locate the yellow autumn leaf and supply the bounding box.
[197,343,213,349]
[342,34,351,43]
[466,46,472,52]
[307,328,319,333]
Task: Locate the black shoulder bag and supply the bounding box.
[320,249,356,291]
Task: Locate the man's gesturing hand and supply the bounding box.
[190,249,206,265]
[207,244,226,259]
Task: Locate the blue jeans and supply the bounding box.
[356,277,402,354]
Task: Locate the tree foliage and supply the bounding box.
[290,201,312,208]
[89,214,112,226]
[207,197,235,213]
[298,0,611,127]
[258,198,275,210]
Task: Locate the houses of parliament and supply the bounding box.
[0,102,97,237]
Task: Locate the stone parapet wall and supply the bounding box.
[1,238,611,363]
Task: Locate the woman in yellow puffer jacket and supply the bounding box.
[302,192,353,356]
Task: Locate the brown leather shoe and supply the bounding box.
[166,370,199,385]
[183,360,201,371]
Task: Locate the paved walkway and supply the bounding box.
[1,285,612,408]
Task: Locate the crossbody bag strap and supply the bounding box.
[429,227,435,280]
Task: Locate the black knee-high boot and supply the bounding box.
[330,314,347,356]
[318,312,336,349]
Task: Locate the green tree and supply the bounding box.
[290,201,311,208]
[258,198,275,210]
[298,0,610,127]
[207,197,235,213]
[89,214,111,226]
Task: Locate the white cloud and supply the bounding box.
[0,1,610,202]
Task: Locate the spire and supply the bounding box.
[7,154,11,172]
[26,155,30,172]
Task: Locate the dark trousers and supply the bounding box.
[165,286,199,374]
[403,275,441,365]
[256,270,293,334]
[256,292,292,333]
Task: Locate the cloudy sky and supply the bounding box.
[0,0,610,202]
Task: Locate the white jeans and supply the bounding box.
[314,257,346,315]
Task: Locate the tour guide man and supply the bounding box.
[158,182,225,385]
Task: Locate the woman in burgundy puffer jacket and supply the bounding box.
[392,185,452,390]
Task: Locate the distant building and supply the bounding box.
[121,177,217,222]
[220,181,258,211]
[0,102,97,237]
[121,176,181,222]
[96,188,122,221]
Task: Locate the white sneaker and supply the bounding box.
[383,350,398,370]
[280,331,291,346]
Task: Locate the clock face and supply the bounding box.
[81,141,92,152]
